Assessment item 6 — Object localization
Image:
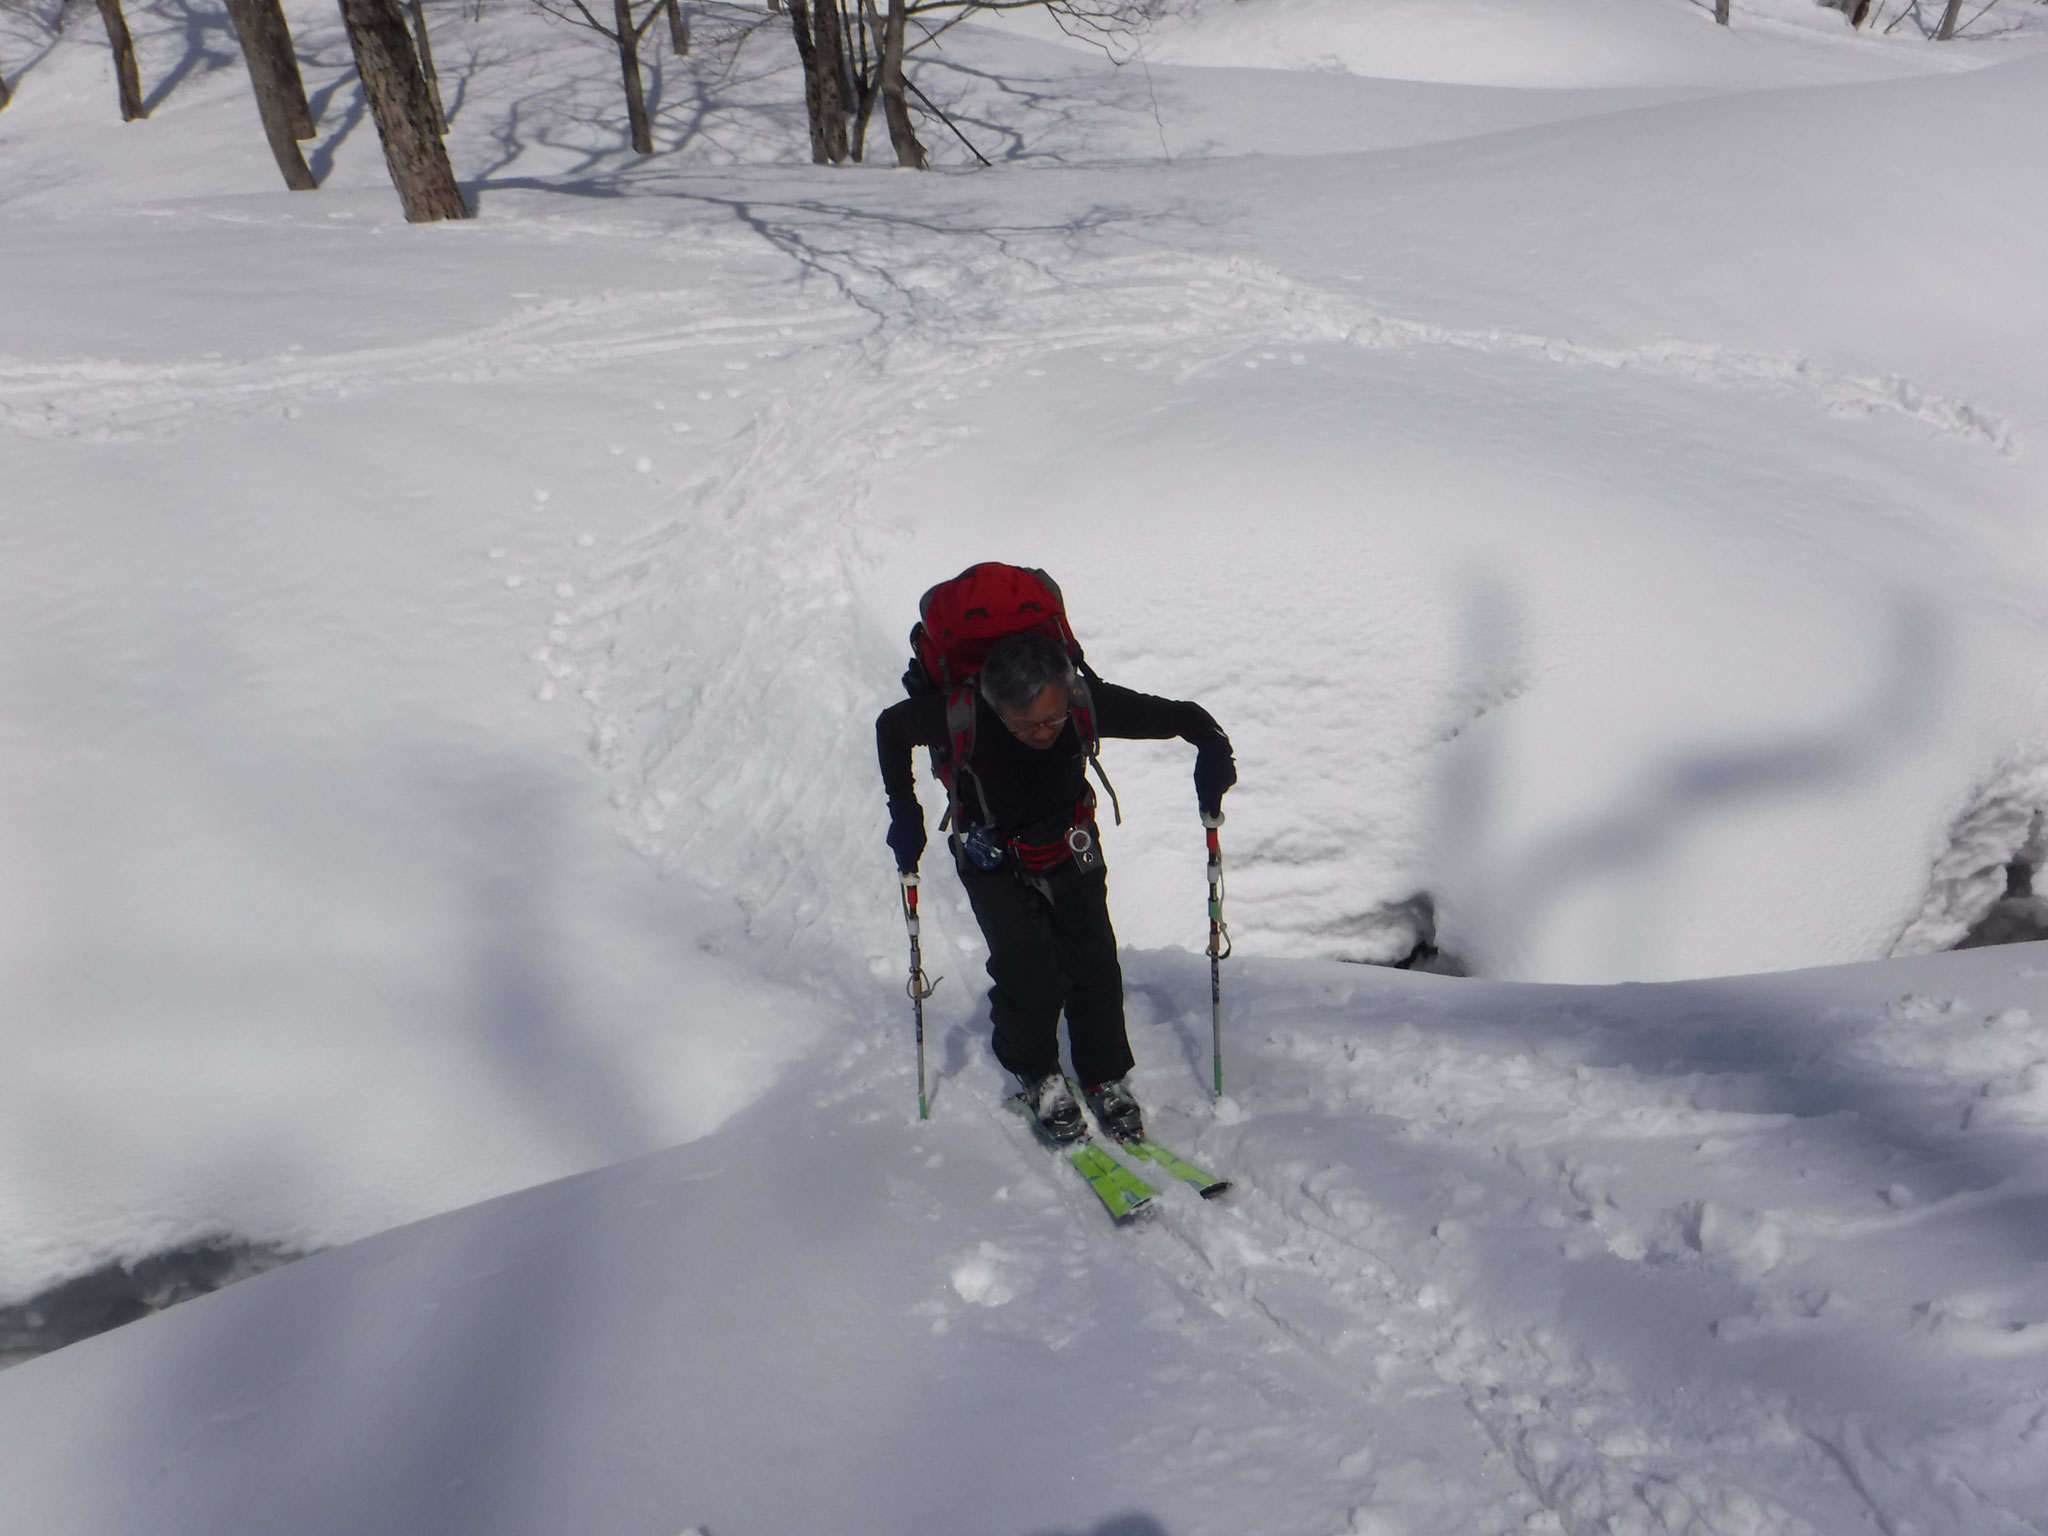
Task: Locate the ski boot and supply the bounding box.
[1020,1073,1085,1143]
[1083,1078,1144,1142]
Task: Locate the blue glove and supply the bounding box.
[886,800,927,874]
[1193,736,1236,818]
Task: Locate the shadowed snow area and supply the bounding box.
[3,0,2048,1529]
[4,945,2048,1534]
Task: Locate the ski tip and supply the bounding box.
[1197,1181,1232,1199]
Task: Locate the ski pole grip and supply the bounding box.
[1200,811,1225,830]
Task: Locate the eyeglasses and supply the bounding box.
[1000,708,1069,739]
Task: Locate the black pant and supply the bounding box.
[956,858,1134,1088]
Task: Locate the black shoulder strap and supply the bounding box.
[1067,666,1120,826]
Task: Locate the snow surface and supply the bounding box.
[3,0,2048,1531]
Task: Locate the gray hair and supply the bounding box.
[979,633,1075,714]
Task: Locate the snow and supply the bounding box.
[3,0,2048,1530]
[4,945,2048,1534]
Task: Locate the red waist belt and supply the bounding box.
[1008,800,1097,872]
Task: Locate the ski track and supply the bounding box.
[817,950,2048,1536]
[0,291,872,442]
[0,247,2015,456]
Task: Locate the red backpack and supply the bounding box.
[903,562,1120,838]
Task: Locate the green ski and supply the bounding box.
[1007,1091,1156,1222]
[1114,1137,1231,1199]
[1066,1143,1156,1221]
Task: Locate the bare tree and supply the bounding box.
[408,0,449,130]
[787,0,1161,169]
[336,0,470,219]
[224,0,317,186]
[872,0,922,167]
[665,0,687,53]
[1937,0,1966,35]
[533,0,680,154]
[93,0,144,120]
[1715,0,1731,24]
[788,0,849,162]
[1848,0,1873,25]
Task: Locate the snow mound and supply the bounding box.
[1145,0,2010,88]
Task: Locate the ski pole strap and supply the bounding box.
[900,874,939,1001]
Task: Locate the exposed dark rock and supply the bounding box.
[1958,852,2048,949]
[1328,892,1470,976]
[0,1236,303,1370]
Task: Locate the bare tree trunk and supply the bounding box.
[0,70,12,114]
[787,0,847,164]
[335,0,469,220]
[95,0,146,120]
[877,0,923,168]
[223,0,317,187]
[1936,0,1964,37]
[239,0,314,136]
[408,0,449,132]
[610,0,652,152]
[1714,0,1731,24]
[816,0,856,124]
[665,0,688,55]
[849,0,877,160]
[1848,0,1872,25]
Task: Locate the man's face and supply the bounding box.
[997,682,1069,751]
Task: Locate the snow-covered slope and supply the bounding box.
[3,2,2048,1529]
[3,942,2046,1535]
[1142,0,2001,87]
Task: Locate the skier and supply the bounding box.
[876,566,1235,1144]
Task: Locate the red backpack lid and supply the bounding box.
[913,563,1079,688]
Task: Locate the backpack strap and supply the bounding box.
[1070,663,1121,827]
[942,684,994,836]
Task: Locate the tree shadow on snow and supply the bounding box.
[449,768,656,1169]
[1027,1516,1174,1536]
[1446,584,1945,981]
[137,0,239,118]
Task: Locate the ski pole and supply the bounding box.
[899,872,941,1120]
[1202,811,1232,1096]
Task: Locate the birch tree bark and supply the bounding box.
[335,0,470,220]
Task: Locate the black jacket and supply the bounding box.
[876,681,1223,846]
